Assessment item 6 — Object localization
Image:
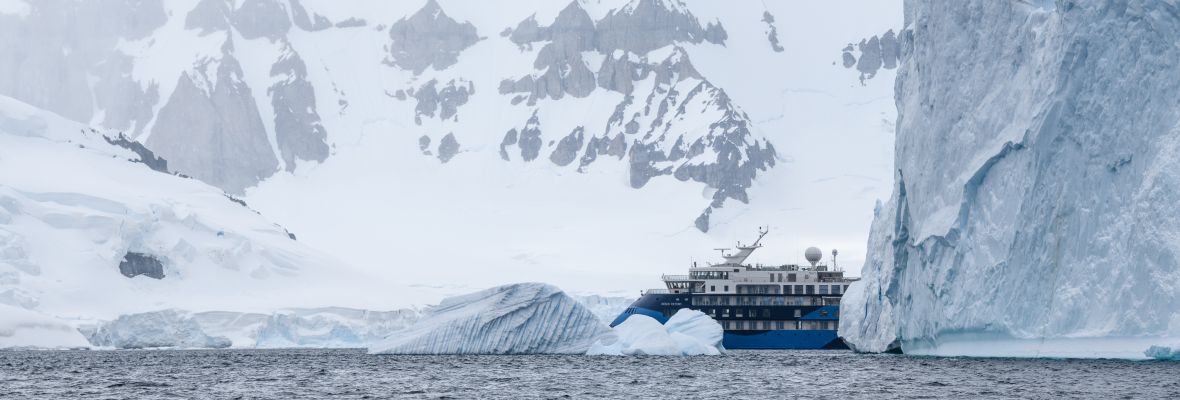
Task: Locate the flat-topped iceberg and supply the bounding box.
[588,309,724,356]
[369,283,609,354]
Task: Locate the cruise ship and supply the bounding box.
[609,228,858,349]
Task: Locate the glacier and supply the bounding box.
[587,308,724,356]
[840,0,1180,357]
[78,307,420,349]
[0,304,90,350]
[0,93,403,348]
[369,283,609,354]
[82,309,232,349]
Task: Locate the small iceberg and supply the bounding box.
[1145,344,1180,360]
[587,308,724,356]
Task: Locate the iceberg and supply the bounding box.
[587,309,724,356]
[1145,344,1180,361]
[0,304,89,349]
[82,309,231,349]
[840,0,1180,356]
[369,283,608,354]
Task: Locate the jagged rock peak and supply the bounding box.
[387,0,481,75]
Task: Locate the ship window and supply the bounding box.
[788,273,796,282]
[724,285,729,292]
[832,285,842,295]
[819,285,829,295]
[710,285,715,292]
[723,309,730,317]
[806,285,815,295]
[783,285,792,295]
[794,309,802,318]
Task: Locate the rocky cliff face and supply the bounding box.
[841,0,1180,356]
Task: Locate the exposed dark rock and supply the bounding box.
[410,79,473,124]
[549,127,585,166]
[595,0,723,53]
[762,11,784,52]
[499,129,518,161]
[842,29,901,84]
[501,2,598,104]
[0,0,165,125]
[103,133,169,173]
[290,0,331,31]
[92,54,160,136]
[703,22,727,45]
[119,253,165,279]
[387,0,480,74]
[335,18,367,28]
[518,112,543,161]
[231,0,292,41]
[269,44,329,171]
[147,42,279,195]
[419,135,432,155]
[437,133,460,163]
[186,0,232,34]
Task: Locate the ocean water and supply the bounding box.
[1,349,1177,399]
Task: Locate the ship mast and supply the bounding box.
[721,226,769,265]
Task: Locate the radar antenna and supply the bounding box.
[832,249,840,271]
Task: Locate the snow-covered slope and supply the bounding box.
[369,283,608,354]
[840,0,1180,357]
[0,1,901,299]
[0,304,90,350]
[0,94,397,333]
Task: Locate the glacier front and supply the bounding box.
[840,0,1180,357]
[369,283,609,354]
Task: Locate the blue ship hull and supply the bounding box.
[611,293,848,350]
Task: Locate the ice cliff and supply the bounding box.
[82,310,232,349]
[369,283,609,354]
[841,0,1180,357]
[588,309,724,356]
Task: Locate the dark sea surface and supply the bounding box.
[1,349,1178,399]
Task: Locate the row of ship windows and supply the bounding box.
[692,295,834,306]
[721,320,837,331]
[700,308,839,319]
[733,284,848,295]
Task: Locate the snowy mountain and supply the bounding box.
[0,94,406,339]
[0,1,900,307]
[841,0,1180,358]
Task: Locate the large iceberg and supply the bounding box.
[841,0,1180,356]
[369,283,609,354]
[588,309,724,356]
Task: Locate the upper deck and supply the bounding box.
[655,228,858,296]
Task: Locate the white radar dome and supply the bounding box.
[805,247,823,266]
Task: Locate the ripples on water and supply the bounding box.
[1,349,1177,399]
